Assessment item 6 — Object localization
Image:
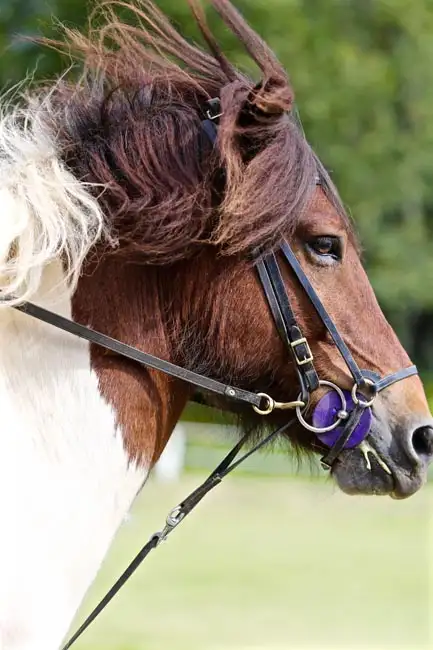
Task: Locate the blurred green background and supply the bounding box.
[72,422,433,650]
[1,0,433,377]
[1,1,433,648]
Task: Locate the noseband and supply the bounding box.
[7,98,418,648]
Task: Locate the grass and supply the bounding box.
[69,470,433,650]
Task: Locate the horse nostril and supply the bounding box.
[411,425,433,463]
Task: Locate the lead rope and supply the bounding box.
[61,418,295,650]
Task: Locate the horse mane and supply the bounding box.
[0,0,350,307]
[39,0,321,264]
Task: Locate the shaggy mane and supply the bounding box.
[40,0,327,263]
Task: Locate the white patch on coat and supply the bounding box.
[0,97,147,649]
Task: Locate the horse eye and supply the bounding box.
[307,236,342,261]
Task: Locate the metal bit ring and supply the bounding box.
[351,378,376,408]
[295,380,348,433]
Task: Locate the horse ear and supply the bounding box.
[246,78,294,120]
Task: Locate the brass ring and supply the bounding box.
[351,378,376,408]
[253,392,275,415]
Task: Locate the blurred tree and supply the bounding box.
[0,0,432,369]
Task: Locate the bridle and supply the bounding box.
[255,240,418,467]
[7,98,418,648]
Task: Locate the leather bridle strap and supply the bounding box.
[61,417,295,650]
[320,403,364,469]
[280,241,366,386]
[12,301,264,411]
[280,241,418,390]
[257,254,319,395]
[255,238,418,470]
[375,367,419,391]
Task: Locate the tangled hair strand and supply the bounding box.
[40,0,322,263]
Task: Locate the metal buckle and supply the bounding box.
[205,97,223,121]
[290,337,313,366]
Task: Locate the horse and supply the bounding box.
[0,0,432,647]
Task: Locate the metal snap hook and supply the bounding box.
[253,393,275,415]
[351,378,376,408]
[253,393,306,415]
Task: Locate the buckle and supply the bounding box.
[290,337,313,366]
[205,97,223,121]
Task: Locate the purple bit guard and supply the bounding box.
[311,389,372,449]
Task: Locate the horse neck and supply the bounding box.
[0,259,188,649]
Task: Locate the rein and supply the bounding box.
[6,98,418,648]
[61,418,294,650]
[13,301,268,412]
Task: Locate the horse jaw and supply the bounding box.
[0,262,147,650]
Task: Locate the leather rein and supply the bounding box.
[7,99,417,649]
